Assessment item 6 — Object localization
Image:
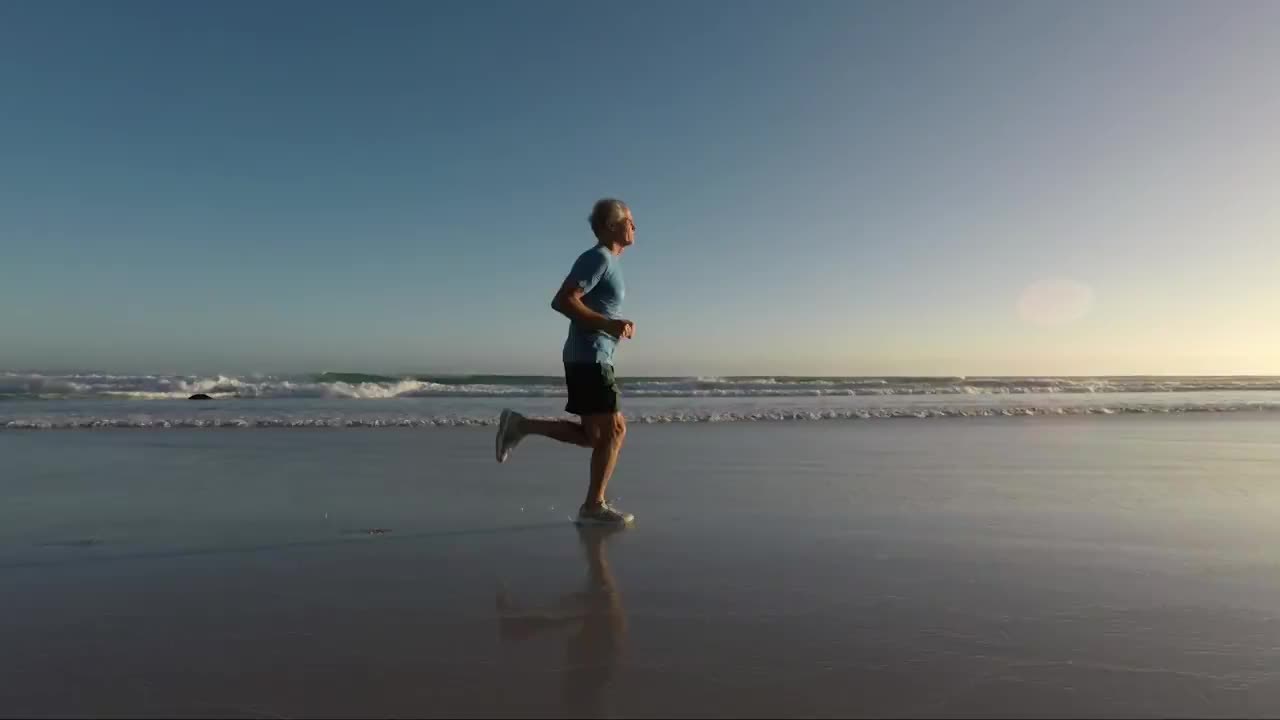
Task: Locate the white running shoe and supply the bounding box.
[575,501,634,527]
[495,409,525,463]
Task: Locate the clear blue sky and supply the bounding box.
[2,0,1278,376]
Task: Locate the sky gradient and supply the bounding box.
[2,0,1278,376]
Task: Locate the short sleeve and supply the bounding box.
[564,249,609,295]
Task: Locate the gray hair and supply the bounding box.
[588,198,629,238]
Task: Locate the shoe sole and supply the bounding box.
[495,410,513,463]
[573,514,635,527]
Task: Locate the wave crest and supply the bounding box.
[6,372,1280,400]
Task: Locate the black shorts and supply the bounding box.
[564,363,620,416]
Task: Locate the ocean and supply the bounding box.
[4,371,1280,428]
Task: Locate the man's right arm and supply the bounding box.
[552,250,633,339]
[552,281,611,331]
[551,282,633,339]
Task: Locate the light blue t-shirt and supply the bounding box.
[562,245,625,365]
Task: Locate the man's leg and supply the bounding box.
[497,410,591,462]
[521,417,591,447]
[581,412,626,508]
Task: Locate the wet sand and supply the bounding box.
[3,416,1280,717]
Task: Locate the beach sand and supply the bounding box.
[3,415,1280,717]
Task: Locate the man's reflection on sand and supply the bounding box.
[497,525,626,718]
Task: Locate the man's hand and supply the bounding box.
[606,319,635,340]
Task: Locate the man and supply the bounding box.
[494,198,636,526]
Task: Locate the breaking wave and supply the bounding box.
[6,372,1280,400]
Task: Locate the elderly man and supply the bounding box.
[495,199,637,526]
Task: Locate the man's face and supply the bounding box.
[616,209,636,248]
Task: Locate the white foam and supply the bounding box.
[6,371,1280,401]
[4,402,1277,430]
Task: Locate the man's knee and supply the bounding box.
[558,420,593,448]
[571,420,594,448]
[586,413,626,448]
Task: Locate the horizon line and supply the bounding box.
[5,368,1280,380]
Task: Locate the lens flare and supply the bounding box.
[1017,278,1095,326]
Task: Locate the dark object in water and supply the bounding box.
[188,393,213,400]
